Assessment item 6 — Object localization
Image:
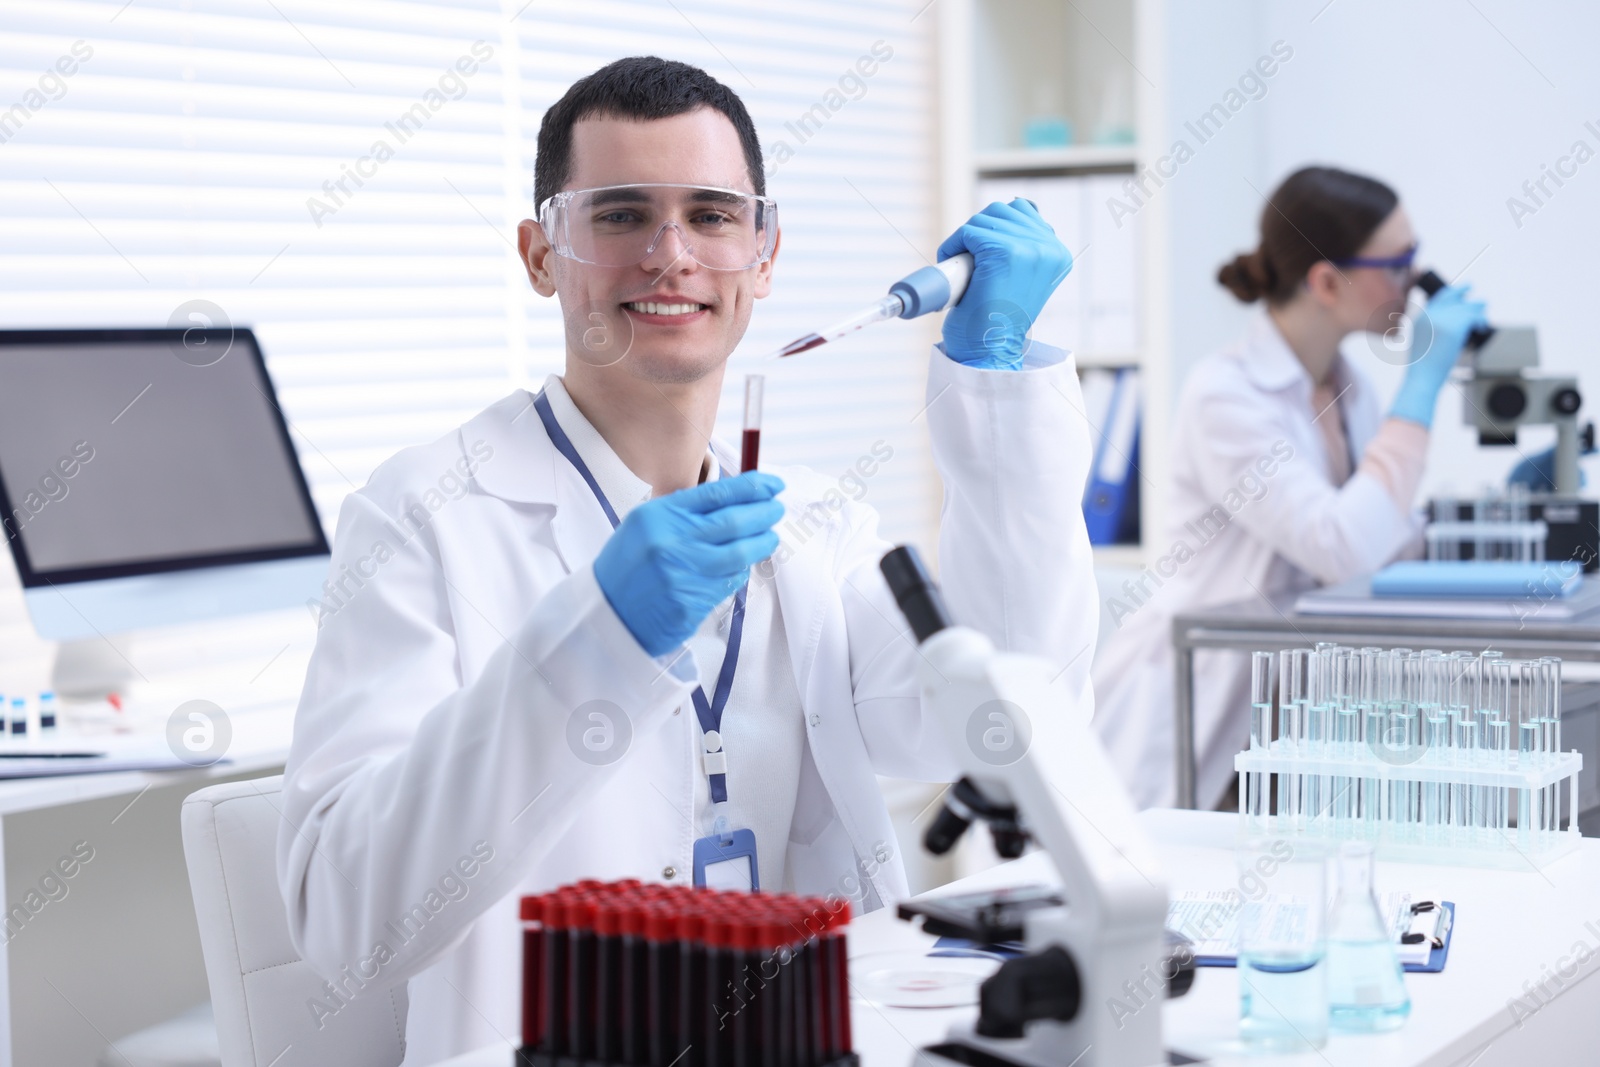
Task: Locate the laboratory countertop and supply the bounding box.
[0,607,310,815]
[436,809,1600,1067]
[0,698,294,816]
[1172,591,1600,643]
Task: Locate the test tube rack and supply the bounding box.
[1235,746,1582,869]
[519,879,859,1067]
[1236,645,1583,871]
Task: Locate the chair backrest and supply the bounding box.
[181,776,407,1067]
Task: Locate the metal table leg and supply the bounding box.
[1175,636,1197,810]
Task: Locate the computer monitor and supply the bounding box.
[0,328,331,670]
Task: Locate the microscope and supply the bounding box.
[1416,271,1597,566]
[878,546,1193,1067]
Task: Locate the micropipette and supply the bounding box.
[771,252,976,358]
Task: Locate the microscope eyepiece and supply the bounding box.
[923,798,974,856]
[1414,267,1494,350]
[880,545,954,644]
[922,777,1032,858]
[1415,269,1447,298]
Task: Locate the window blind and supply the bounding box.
[0,0,939,639]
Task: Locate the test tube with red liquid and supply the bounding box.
[741,374,763,473]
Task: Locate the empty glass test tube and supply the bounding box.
[1248,651,1272,831]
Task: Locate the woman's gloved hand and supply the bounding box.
[1508,444,1592,492]
[937,198,1072,370]
[592,472,785,657]
[1390,284,1489,427]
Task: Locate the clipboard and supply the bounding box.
[1402,901,1455,974]
[928,902,1457,973]
[1166,891,1456,974]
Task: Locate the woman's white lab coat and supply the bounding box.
[1092,310,1422,810]
[277,344,1097,1064]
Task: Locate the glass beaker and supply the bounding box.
[1326,841,1411,1031]
[1236,838,1328,1052]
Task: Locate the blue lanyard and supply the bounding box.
[534,390,743,803]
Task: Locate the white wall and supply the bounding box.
[1154,0,1600,501]
[1152,1,1269,383]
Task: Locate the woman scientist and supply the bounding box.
[1092,165,1488,810]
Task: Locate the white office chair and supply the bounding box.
[97,1003,218,1067]
[181,776,408,1067]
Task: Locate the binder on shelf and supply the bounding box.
[1083,173,1140,354]
[1083,366,1140,545]
[974,171,1142,359]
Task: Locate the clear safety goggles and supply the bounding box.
[537,183,778,271]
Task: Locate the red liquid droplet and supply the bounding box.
[778,333,827,357]
[740,428,761,473]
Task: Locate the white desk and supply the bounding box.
[0,706,295,1067]
[0,608,311,1067]
[438,809,1600,1067]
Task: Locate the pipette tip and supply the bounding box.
[775,333,827,358]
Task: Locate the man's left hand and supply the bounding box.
[937,198,1072,370]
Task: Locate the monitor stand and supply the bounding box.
[51,636,136,700]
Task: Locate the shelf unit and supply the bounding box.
[937,0,1170,568]
[973,145,1139,174]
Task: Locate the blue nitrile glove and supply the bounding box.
[1390,283,1489,428]
[1509,445,1592,492]
[592,472,785,657]
[936,198,1073,371]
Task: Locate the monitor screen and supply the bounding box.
[0,329,328,586]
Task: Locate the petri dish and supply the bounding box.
[849,950,1001,1009]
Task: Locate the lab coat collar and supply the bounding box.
[1240,309,1310,393]
[1240,308,1365,410]
[457,388,557,505]
[540,376,654,521]
[463,377,731,509]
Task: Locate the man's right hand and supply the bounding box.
[593,471,785,657]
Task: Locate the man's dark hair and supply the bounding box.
[533,56,764,209]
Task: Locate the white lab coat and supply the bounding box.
[277,343,1097,1064]
[1092,310,1423,810]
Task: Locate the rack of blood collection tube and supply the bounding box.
[1235,645,1582,870]
[519,879,859,1067]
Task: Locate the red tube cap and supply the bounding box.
[644,908,681,943]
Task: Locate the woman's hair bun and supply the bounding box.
[1217,249,1275,303]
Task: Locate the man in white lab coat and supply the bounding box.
[277,55,1096,1062]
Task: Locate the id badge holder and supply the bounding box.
[692,828,760,891]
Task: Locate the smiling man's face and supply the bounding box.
[520,107,778,385]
